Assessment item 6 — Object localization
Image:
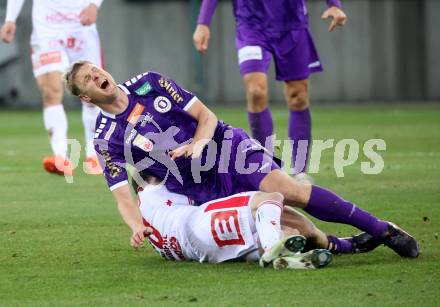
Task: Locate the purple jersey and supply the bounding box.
[198,0,341,32]
[94,72,229,199]
[233,0,309,32]
[94,71,280,203]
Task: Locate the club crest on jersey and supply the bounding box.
[133,134,154,152]
[135,82,152,96]
[127,103,145,125]
[154,96,172,113]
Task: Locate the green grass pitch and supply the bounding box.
[0,105,439,306]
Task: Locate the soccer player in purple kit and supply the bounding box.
[193,0,347,174]
[64,61,419,260]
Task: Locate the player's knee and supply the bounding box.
[41,85,63,105]
[260,170,311,206]
[246,85,268,112]
[285,85,309,110]
[278,183,309,206]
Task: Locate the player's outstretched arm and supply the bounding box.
[193,0,218,53]
[170,100,217,160]
[112,184,147,248]
[1,0,26,43]
[321,2,347,32]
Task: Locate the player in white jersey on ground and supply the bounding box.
[137,178,333,269]
[0,0,105,175]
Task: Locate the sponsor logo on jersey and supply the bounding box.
[142,218,185,260]
[135,82,152,96]
[125,129,138,144]
[45,12,81,25]
[238,46,262,64]
[39,51,62,66]
[153,96,172,113]
[158,77,184,103]
[101,149,122,178]
[127,103,145,125]
[133,134,154,152]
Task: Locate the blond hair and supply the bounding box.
[64,60,93,96]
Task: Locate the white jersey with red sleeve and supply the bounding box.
[138,185,259,263]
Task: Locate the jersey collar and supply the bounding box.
[100,85,132,119]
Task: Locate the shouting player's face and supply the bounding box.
[75,63,118,104]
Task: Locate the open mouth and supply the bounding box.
[100,80,109,90]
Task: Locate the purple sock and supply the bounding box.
[305,185,388,238]
[327,235,353,254]
[248,108,274,150]
[288,109,311,174]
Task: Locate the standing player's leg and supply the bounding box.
[38,72,67,160]
[244,73,273,150]
[272,29,323,174]
[284,79,311,174]
[236,28,274,151]
[31,39,73,176]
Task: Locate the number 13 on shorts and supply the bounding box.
[210,210,245,247]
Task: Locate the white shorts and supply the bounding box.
[30,25,103,78]
[185,192,259,263]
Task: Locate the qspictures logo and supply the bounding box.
[62,117,386,184]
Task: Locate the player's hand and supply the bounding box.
[130,226,152,248]
[80,3,99,26]
[193,24,211,54]
[0,22,16,43]
[170,140,206,160]
[321,6,347,32]
[169,144,194,160]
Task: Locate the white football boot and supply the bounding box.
[259,235,306,267]
[273,249,333,270]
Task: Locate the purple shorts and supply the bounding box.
[214,128,280,201]
[235,27,323,81]
[181,128,280,204]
